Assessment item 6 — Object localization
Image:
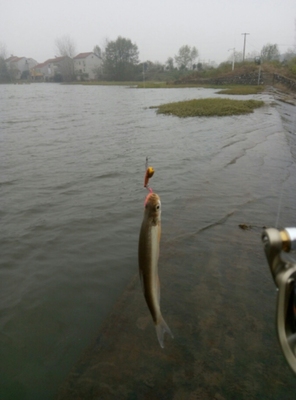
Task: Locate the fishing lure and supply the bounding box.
[144,156,155,193]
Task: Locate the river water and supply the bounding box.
[1,83,296,399]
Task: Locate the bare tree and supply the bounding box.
[53,36,76,81]
[0,43,9,82]
[55,35,76,57]
[93,45,102,59]
[0,42,7,59]
[227,50,243,63]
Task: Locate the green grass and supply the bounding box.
[137,82,226,88]
[137,83,266,92]
[68,80,201,88]
[67,81,266,93]
[66,81,140,86]
[215,85,265,95]
[151,98,264,118]
[67,80,178,87]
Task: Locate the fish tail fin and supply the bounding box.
[155,316,174,348]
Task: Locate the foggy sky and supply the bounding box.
[1,0,296,65]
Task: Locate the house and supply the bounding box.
[32,56,74,82]
[32,58,57,81]
[73,52,102,80]
[5,56,38,79]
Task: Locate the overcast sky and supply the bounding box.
[1,0,295,65]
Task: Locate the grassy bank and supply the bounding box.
[70,80,266,93]
[151,98,264,117]
[68,80,199,88]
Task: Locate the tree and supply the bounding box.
[103,36,139,81]
[245,50,260,61]
[93,45,102,59]
[287,56,296,76]
[0,42,7,59]
[0,42,9,82]
[261,43,280,62]
[54,35,76,81]
[227,50,243,63]
[190,46,198,64]
[55,35,76,57]
[283,48,296,62]
[165,57,174,70]
[174,45,198,69]
[0,57,9,82]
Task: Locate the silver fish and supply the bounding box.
[138,192,173,348]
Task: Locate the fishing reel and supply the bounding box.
[262,227,296,373]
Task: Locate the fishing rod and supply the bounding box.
[262,227,296,373]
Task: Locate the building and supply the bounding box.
[32,56,74,82]
[5,56,38,80]
[73,52,102,80]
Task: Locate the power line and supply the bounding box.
[241,33,250,61]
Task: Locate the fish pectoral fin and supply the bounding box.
[155,316,174,349]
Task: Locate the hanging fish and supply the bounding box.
[138,162,173,348]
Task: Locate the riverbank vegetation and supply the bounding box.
[151,98,264,118]
[69,80,264,94]
[136,82,265,94]
[1,37,296,93]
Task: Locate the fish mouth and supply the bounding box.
[144,192,160,206]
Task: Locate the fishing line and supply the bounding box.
[275,179,285,229]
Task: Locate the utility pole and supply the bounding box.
[241,33,250,62]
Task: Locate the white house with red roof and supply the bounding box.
[5,56,38,79]
[32,56,74,81]
[73,52,102,80]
